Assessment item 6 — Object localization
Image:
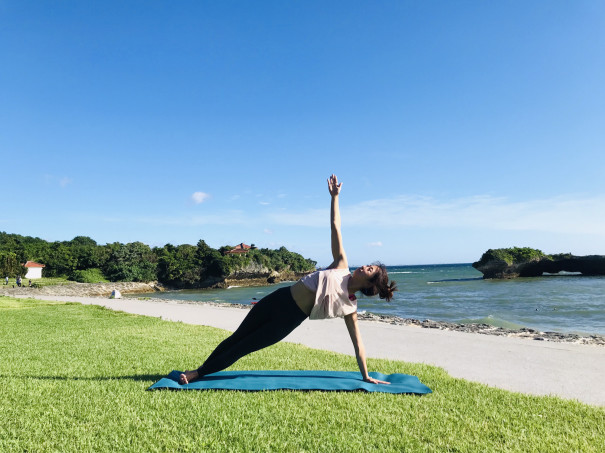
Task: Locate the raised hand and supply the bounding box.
[327,174,343,197]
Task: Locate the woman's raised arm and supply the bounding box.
[327,174,348,270]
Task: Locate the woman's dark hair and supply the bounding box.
[360,262,398,302]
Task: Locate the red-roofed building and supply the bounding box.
[24,261,45,279]
[225,243,252,255]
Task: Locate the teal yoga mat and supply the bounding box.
[148,370,432,395]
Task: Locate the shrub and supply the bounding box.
[69,268,109,283]
[475,247,550,266]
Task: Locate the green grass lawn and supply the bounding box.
[1,296,603,452]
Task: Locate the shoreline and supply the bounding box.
[3,281,604,346]
[125,296,605,346]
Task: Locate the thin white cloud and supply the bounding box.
[343,194,605,235]
[92,212,247,227]
[99,216,123,223]
[267,209,326,227]
[191,192,210,204]
[268,194,605,235]
[43,174,72,187]
[93,193,605,238]
[367,241,383,247]
[135,213,246,226]
[259,201,270,206]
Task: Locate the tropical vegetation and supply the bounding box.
[0,232,316,287]
[474,247,551,267]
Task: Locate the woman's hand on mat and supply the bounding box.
[363,376,390,385]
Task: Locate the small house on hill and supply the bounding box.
[225,243,252,255]
[24,261,45,279]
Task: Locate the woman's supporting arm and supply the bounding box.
[327,174,348,269]
[344,312,390,384]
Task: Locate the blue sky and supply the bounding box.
[1,1,604,266]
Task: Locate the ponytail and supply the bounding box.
[360,262,398,302]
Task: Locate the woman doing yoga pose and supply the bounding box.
[179,174,397,385]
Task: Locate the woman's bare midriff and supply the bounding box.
[290,280,315,317]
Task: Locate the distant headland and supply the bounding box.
[472,247,605,279]
[0,232,316,289]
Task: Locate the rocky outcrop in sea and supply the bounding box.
[473,253,605,279]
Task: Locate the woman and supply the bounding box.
[179,174,397,385]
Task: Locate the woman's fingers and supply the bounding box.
[365,377,391,385]
[327,174,342,194]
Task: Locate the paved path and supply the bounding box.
[14,294,605,407]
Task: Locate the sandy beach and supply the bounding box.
[9,293,605,407]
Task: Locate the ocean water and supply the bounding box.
[139,264,605,335]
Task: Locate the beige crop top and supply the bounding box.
[300,268,357,320]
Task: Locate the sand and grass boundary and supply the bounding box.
[2,296,604,451]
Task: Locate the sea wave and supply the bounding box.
[132,263,605,335]
[427,277,483,284]
[457,315,525,330]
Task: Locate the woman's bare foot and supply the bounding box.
[179,370,199,385]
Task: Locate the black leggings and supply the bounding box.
[196,286,309,376]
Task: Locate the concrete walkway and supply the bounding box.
[14,294,605,407]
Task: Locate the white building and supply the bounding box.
[24,261,45,279]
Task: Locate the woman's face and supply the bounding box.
[354,264,379,282]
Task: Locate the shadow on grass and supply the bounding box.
[2,374,165,382]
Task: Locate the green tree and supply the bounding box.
[69,236,98,248]
[195,240,228,279]
[40,242,77,277]
[103,242,157,282]
[0,233,26,263]
[156,244,199,286]
[0,252,27,278]
[67,236,104,270]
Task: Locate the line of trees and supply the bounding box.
[0,232,316,287]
